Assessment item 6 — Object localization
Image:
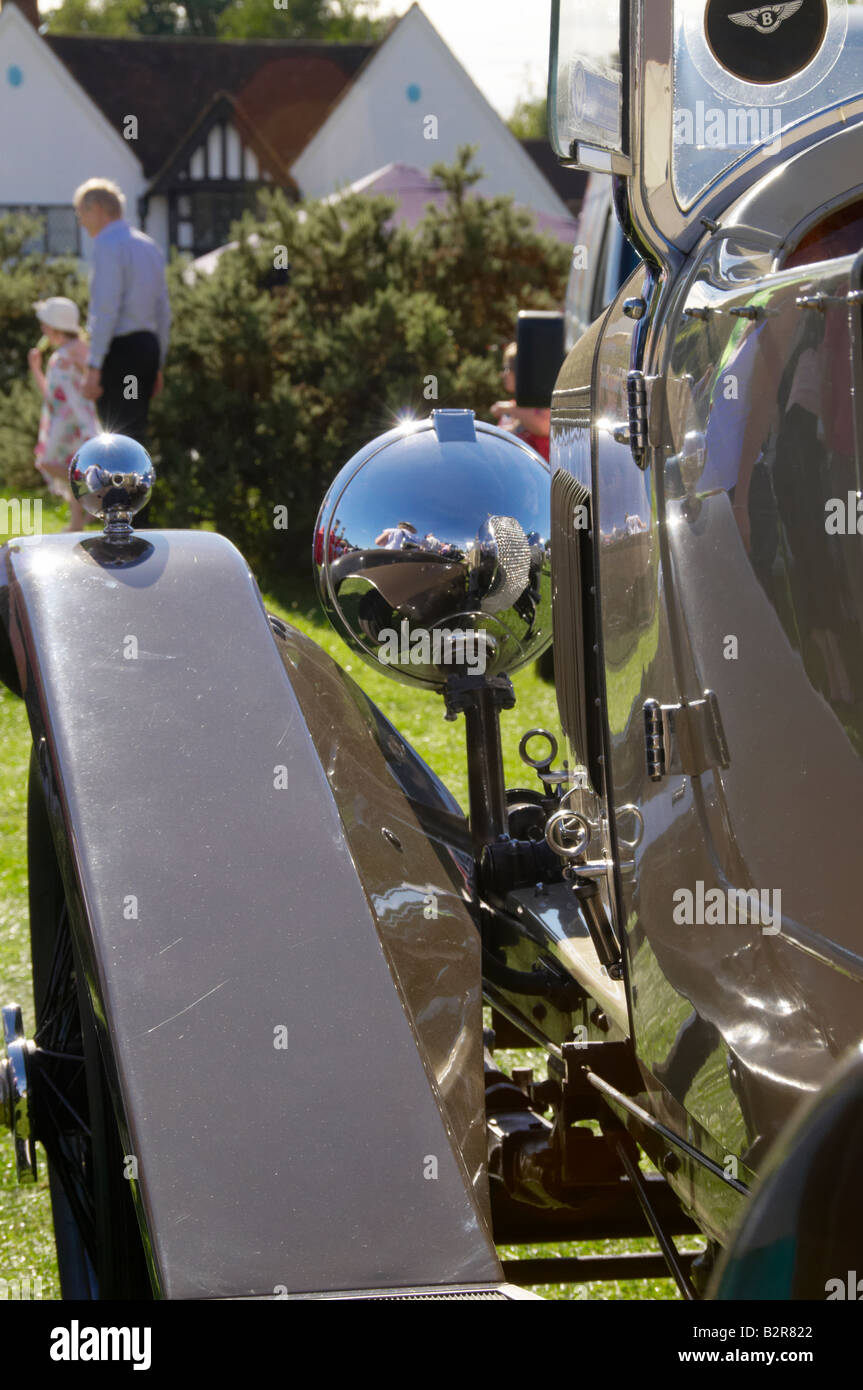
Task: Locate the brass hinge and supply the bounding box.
[643,692,729,782]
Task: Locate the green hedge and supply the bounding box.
[0,213,88,491]
[0,151,570,585]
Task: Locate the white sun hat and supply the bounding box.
[33,297,81,333]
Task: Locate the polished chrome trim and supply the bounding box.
[69,434,155,542]
[545,809,591,859]
[849,247,863,496]
[776,181,863,268]
[573,143,633,176]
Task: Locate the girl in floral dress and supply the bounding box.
[28,297,99,531]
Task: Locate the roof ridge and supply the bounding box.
[45,27,373,181]
[44,32,376,50]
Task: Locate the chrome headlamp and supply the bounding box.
[314,411,552,689]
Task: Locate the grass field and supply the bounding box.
[0,489,702,1299]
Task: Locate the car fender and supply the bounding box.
[0,529,499,1299]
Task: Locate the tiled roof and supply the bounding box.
[45,34,374,180]
[520,138,587,212]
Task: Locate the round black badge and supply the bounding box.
[705,0,829,85]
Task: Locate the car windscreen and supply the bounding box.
[551,0,625,158]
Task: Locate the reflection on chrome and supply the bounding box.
[315,410,552,690]
[69,433,155,542]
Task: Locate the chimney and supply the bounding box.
[11,0,40,27]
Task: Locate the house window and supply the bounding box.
[0,205,80,256]
[172,188,264,258]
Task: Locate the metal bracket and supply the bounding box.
[644,692,729,782]
[646,375,696,454]
[797,289,863,312]
[0,1004,37,1184]
[571,142,633,176]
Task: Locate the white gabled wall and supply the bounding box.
[144,193,169,250]
[0,3,144,238]
[292,3,568,218]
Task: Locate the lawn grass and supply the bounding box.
[0,489,700,1299]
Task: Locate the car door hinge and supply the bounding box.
[616,373,695,466]
[613,370,651,461]
[643,692,729,782]
[646,374,697,454]
[626,370,648,464]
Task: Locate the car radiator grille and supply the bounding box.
[285,1285,523,1300]
[364,1284,511,1295]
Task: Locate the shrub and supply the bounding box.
[149,151,569,583]
[0,213,89,493]
[0,152,571,584]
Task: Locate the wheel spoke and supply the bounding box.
[38,1066,91,1137]
[28,806,150,1299]
[33,925,76,1045]
[38,1094,98,1260]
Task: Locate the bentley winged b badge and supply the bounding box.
[729,1,804,31]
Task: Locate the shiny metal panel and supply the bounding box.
[555,202,863,1242]
[653,245,863,1171]
[0,530,499,1298]
[625,2,863,269]
[549,1,863,1251]
[552,306,633,1016]
[268,618,490,1213]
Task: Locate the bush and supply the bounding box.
[0,152,571,583]
[149,150,569,584]
[0,380,43,493]
[0,213,89,493]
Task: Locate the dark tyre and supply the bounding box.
[28,747,152,1299]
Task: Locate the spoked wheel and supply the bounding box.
[26,747,153,1299]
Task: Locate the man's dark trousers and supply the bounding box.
[99,330,159,526]
[99,330,159,445]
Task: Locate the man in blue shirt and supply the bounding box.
[74,178,171,450]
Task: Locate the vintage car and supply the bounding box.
[3,0,863,1302]
[564,171,640,350]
